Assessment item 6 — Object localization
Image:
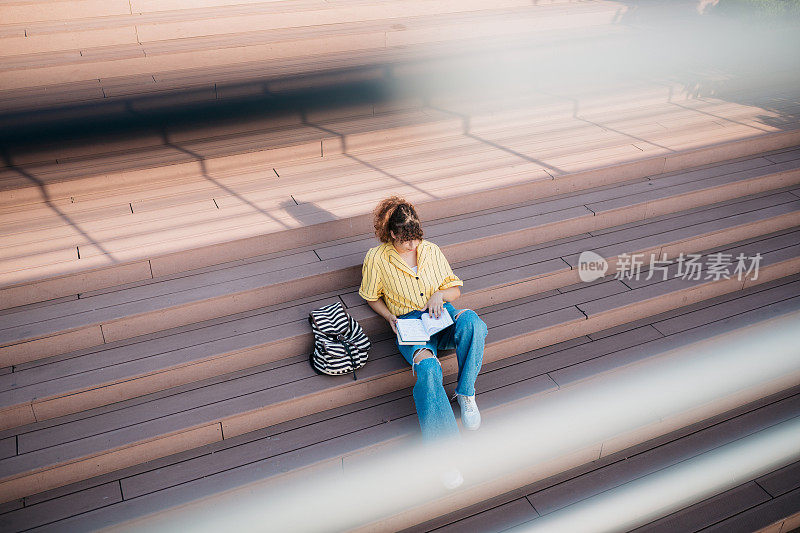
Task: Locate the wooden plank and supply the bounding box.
[220,154,545,212]
[385,5,620,48]
[0,89,756,202]
[0,249,318,331]
[0,1,131,25]
[0,326,106,368]
[649,157,775,187]
[486,322,662,386]
[0,423,223,506]
[422,498,539,533]
[651,277,800,336]
[14,135,170,172]
[0,236,93,268]
[663,130,800,174]
[119,393,419,500]
[571,202,800,273]
[23,320,308,421]
[766,148,800,164]
[0,291,335,392]
[589,182,800,237]
[529,393,800,516]
[695,486,800,533]
[653,484,776,533]
[585,160,800,219]
[0,481,122,532]
[603,194,799,259]
[554,292,800,388]
[567,201,800,278]
[0,26,139,58]
[0,261,153,313]
[581,244,797,336]
[0,31,387,90]
[583,264,800,342]
[133,0,532,43]
[131,0,323,11]
[12,372,404,506]
[0,437,15,461]
[9,357,348,455]
[166,111,303,143]
[0,203,136,237]
[0,294,78,317]
[755,460,800,498]
[0,497,23,515]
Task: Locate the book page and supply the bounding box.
[396,318,430,343]
[421,308,453,336]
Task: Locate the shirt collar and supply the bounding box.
[386,240,427,276]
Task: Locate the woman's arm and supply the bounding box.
[365,287,462,330]
[424,286,461,318]
[439,286,461,302]
[366,298,399,334]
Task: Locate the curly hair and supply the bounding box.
[372,195,424,244]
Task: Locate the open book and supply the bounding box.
[396,308,454,345]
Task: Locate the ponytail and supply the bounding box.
[372,195,424,243]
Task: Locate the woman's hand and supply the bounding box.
[425,290,445,318]
[387,314,398,335]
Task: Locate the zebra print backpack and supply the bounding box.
[308,301,371,380]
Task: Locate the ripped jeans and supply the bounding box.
[396,301,488,443]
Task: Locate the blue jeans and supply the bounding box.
[395,301,488,443]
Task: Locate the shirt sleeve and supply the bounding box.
[358,248,384,301]
[435,246,464,291]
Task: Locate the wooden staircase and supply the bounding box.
[1,1,800,531]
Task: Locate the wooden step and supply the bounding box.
[0,72,659,184]
[629,470,800,532]
[0,0,535,57]
[0,4,623,91]
[3,99,789,234]
[1,180,799,428]
[1,149,798,364]
[2,128,798,316]
[0,272,796,529]
[5,76,787,214]
[407,393,800,532]
[3,26,792,169]
[0,106,463,207]
[0,22,627,117]
[335,314,800,532]
[2,28,703,182]
[0,226,797,505]
[0,0,131,25]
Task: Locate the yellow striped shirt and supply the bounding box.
[359,239,464,317]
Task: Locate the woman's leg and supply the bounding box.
[410,348,460,443]
[443,309,488,398]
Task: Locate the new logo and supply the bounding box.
[578,251,607,282]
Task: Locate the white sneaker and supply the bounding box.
[439,466,464,490]
[457,394,481,431]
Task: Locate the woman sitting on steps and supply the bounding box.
[359,195,489,488]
